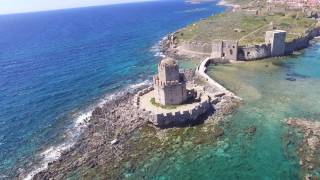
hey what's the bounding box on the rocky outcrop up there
[286,118,320,179]
[27,74,240,179]
[29,91,152,180]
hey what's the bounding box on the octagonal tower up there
[153,58,187,105]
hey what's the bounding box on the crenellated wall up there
[176,27,320,61]
[152,96,211,127]
[133,87,212,127]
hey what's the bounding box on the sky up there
[0,0,153,15]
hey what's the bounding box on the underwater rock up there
[213,127,224,138]
[286,77,296,81]
[244,126,257,136]
[286,118,320,178]
[286,72,309,79]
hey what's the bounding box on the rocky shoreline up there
[285,118,320,179]
[24,71,240,179]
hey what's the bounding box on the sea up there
[119,46,320,179]
[0,0,225,178]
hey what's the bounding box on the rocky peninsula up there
[22,0,320,179]
[25,69,240,179]
[161,0,320,61]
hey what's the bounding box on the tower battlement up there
[154,58,187,105]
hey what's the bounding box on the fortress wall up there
[152,96,211,127]
[285,36,309,54]
[177,27,320,61]
[197,57,236,96]
[211,41,223,58]
[180,41,238,60]
[133,87,154,107]
[238,44,271,60]
[181,41,212,54]
[134,86,211,127]
[222,40,238,60]
[285,28,320,54]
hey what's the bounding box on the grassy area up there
[175,7,318,46]
[150,98,178,109]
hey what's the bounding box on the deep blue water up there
[0,0,225,177]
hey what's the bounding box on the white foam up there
[23,80,152,180]
[150,42,165,58]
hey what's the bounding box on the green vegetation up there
[150,97,178,109]
[175,7,318,46]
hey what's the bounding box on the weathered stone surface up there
[286,118,320,179]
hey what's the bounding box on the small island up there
[134,57,213,127]
[27,0,320,179]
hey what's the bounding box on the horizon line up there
[0,0,158,16]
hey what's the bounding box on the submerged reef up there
[286,118,320,179]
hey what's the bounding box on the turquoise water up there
[0,1,225,177]
[122,44,320,179]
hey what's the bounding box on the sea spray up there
[23,80,151,180]
[0,1,225,177]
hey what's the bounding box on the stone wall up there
[133,86,212,127]
[238,44,271,60]
[180,40,238,60]
[152,96,211,127]
[158,63,180,82]
[180,41,212,55]
[222,40,238,60]
[176,27,320,61]
[285,27,320,54]
[265,30,286,56]
[154,82,187,105]
[196,57,240,99]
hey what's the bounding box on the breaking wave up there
[23,80,151,180]
[150,38,166,58]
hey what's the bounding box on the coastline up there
[21,0,320,178]
[26,76,240,179]
[216,0,240,9]
[161,0,320,61]
[0,2,228,179]
[19,81,152,180]
[20,1,237,179]
[158,1,320,178]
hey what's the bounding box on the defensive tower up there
[265,30,287,56]
[153,58,187,105]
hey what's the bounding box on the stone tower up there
[153,58,187,105]
[265,30,286,56]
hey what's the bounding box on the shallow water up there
[0,1,225,177]
[122,45,320,179]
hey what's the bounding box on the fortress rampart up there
[285,27,320,54]
[238,43,271,60]
[181,40,238,60]
[133,86,212,127]
[177,27,320,61]
[152,95,211,127]
[196,57,241,99]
